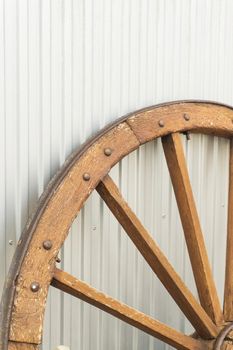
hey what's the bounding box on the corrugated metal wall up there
[0,1,233,349]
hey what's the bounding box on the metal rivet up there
[104,148,112,156]
[83,173,90,181]
[31,282,40,292]
[56,256,61,263]
[184,113,190,121]
[43,240,52,250]
[158,120,164,127]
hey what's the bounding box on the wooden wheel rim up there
[1,100,233,350]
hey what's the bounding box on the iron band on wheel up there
[214,323,233,350]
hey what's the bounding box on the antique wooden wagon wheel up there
[2,101,233,350]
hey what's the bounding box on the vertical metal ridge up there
[0,0,6,288]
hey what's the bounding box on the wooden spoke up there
[96,175,218,339]
[4,101,233,349]
[8,342,39,350]
[52,268,209,350]
[162,133,223,324]
[224,138,233,321]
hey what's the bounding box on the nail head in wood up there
[83,173,91,181]
[56,256,61,263]
[43,240,52,250]
[104,148,112,156]
[158,120,165,127]
[30,282,40,293]
[183,114,190,121]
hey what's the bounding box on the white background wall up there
[0,1,233,349]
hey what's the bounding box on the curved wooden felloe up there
[1,100,233,350]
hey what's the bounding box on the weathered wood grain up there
[4,101,233,348]
[127,103,233,144]
[162,133,223,324]
[97,175,218,339]
[8,341,39,350]
[52,268,210,350]
[9,123,139,344]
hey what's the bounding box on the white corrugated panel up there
[0,0,233,349]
